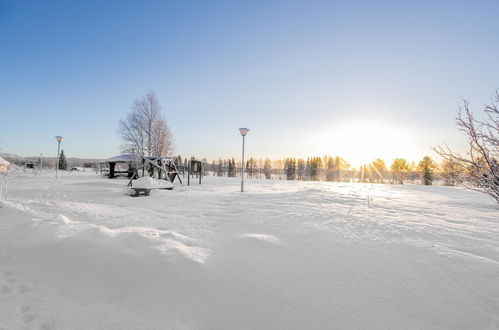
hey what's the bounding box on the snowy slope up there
[0,172,498,329]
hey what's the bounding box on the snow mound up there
[131,176,173,189]
[240,233,280,244]
[48,215,209,263]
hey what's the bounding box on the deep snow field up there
[0,171,498,330]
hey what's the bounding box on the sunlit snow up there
[0,172,498,329]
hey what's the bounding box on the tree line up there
[196,155,462,186]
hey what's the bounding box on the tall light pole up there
[239,128,250,192]
[55,136,64,178]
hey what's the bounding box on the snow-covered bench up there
[129,176,173,197]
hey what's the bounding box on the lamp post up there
[55,136,64,178]
[239,128,250,192]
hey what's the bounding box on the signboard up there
[191,160,202,173]
[188,160,203,185]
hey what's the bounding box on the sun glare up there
[316,121,411,168]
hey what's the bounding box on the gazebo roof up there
[106,154,141,163]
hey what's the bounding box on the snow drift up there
[0,172,498,330]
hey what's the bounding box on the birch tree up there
[435,91,499,204]
[119,91,174,157]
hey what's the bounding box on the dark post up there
[187,160,190,186]
[109,162,116,178]
[199,162,202,184]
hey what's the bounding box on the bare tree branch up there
[434,91,499,205]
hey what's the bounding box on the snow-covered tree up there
[435,92,499,204]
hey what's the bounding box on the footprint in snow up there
[16,284,31,294]
[1,270,14,277]
[39,321,56,330]
[21,313,37,324]
[19,304,31,314]
[18,303,55,329]
[0,270,54,329]
[0,270,15,295]
[1,285,12,294]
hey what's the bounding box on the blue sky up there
[1,0,498,166]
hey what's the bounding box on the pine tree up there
[309,156,322,181]
[417,156,436,185]
[58,150,67,170]
[285,158,296,180]
[359,164,369,183]
[332,157,340,181]
[245,158,257,178]
[297,159,305,180]
[325,156,334,182]
[440,159,461,186]
[217,159,223,177]
[390,158,410,184]
[175,155,182,167]
[202,158,207,175]
[370,158,387,183]
[305,158,311,180]
[246,160,251,178]
[223,159,228,177]
[263,158,272,179]
[227,158,235,177]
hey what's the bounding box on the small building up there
[105,154,141,178]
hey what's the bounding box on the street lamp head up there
[55,136,64,142]
[239,128,250,136]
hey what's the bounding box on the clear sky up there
[1,0,498,166]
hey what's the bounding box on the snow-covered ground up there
[0,172,498,330]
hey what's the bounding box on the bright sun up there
[315,121,411,168]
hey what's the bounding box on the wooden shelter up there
[105,154,140,179]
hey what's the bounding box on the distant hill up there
[0,153,25,163]
[26,156,102,163]
[0,153,103,165]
